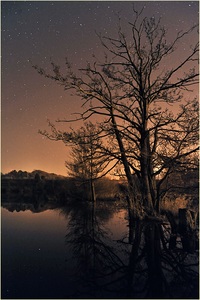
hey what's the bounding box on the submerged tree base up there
[125,217,199,298]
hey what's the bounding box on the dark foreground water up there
[1,200,199,299]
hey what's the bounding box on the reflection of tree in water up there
[62,202,198,299]
[62,201,126,298]
[126,220,198,299]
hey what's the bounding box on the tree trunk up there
[140,130,155,213]
[144,221,164,298]
[90,180,96,203]
[111,110,142,218]
[126,220,143,297]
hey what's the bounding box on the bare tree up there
[34,8,199,218]
[68,122,113,202]
[41,121,115,202]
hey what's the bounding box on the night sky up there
[2,1,199,176]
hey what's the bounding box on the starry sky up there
[2,1,199,176]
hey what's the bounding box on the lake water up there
[1,201,130,299]
[1,200,199,299]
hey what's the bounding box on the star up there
[1,1,198,176]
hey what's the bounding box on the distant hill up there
[1,169,67,180]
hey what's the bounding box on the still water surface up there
[2,201,199,299]
[2,203,129,299]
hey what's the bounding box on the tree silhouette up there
[64,122,111,201]
[34,8,199,218]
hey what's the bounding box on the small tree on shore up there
[41,121,114,201]
[66,122,113,201]
[35,8,199,218]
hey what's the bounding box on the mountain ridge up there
[1,169,67,180]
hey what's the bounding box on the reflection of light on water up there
[105,209,128,239]
[2,203,199,299]
[1,206,76,299]
[1,207,67,236]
